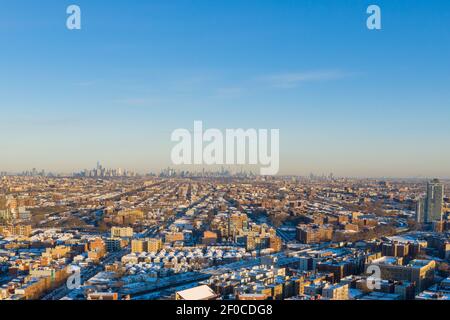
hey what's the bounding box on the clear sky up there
[1,0,449,177]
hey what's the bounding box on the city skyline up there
[1,1,450,177]
[2,161,450,180]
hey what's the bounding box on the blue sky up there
[0,0,449,177]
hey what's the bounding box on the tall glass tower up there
[425,179,444,222]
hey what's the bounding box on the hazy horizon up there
[2,162,450,180]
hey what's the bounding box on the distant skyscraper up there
[416,179,444,223]
[426,179,444,222]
